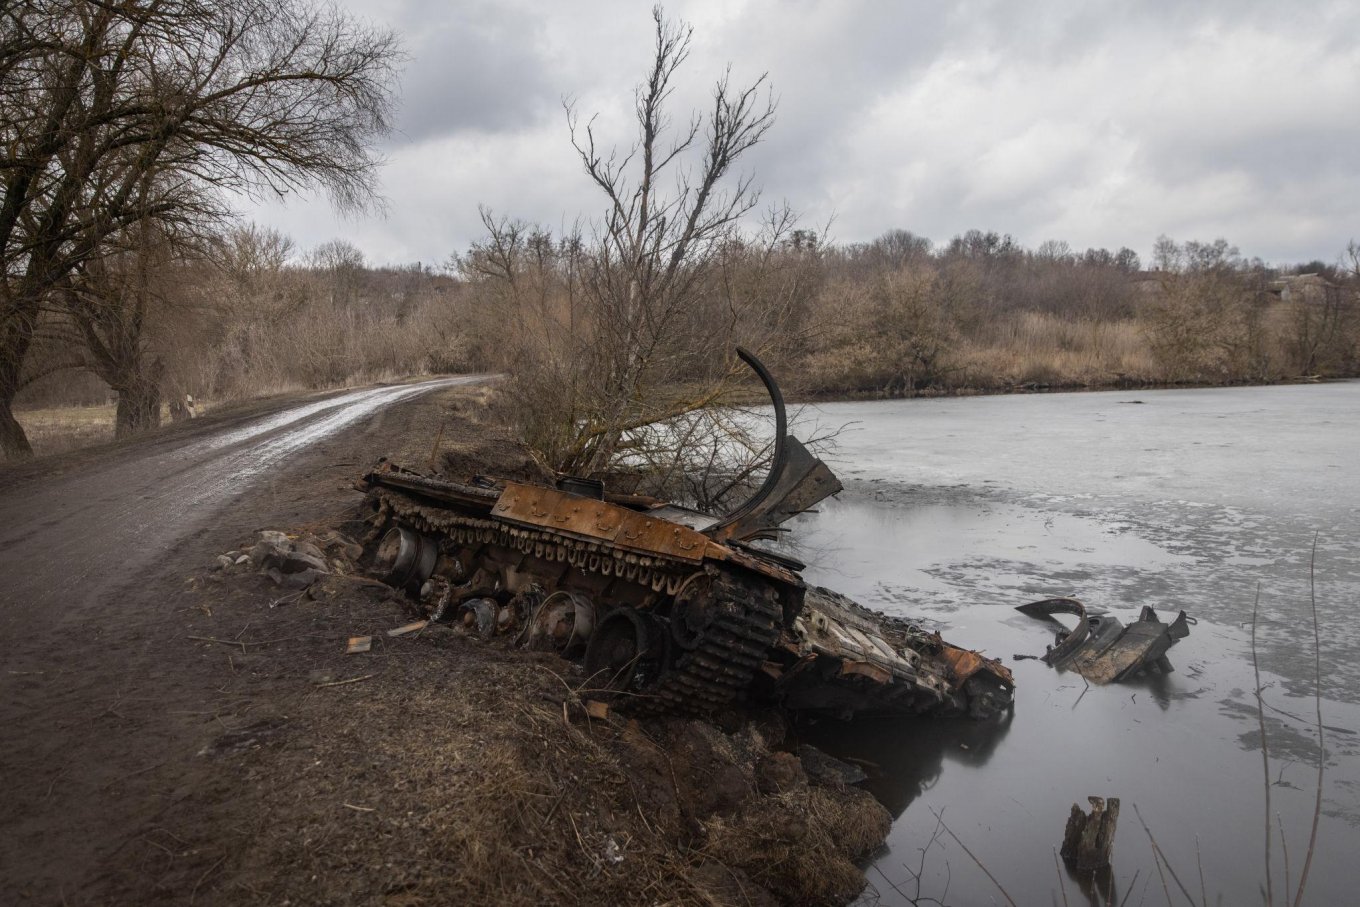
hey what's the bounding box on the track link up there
[636,574,782,716]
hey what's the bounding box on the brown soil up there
[1,382,890,906]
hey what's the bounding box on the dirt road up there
[0,377,482,902]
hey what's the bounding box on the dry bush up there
[1280,289,1360,376]
[169,227,477,403]
[1142,272,1271,381]
[799,262,973,395]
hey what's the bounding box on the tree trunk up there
[113,362,163,439]
[0,395,33,460]
[1060,795,1120,871]
[0,327,35,460]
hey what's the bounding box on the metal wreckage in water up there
[1015,597,1193,684]
[356,349,1020,721]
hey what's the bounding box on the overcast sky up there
[243,0,1360,268]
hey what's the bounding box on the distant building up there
[1267,273,1340,305]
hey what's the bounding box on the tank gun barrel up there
[703,347,843,544]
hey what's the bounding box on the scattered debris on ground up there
[1016,597,1194,683]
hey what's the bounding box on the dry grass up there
[14,399,231,458]
[703,784,891,903]
[15,403,118,456]
[960,313,1159,387]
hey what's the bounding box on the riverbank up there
[178,557,893,906]
[15,366,1353,464]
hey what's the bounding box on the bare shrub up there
[798,261,974,395]
[460,8,810,500]
[1142,272,1269,382]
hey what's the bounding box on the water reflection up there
[1128,669,1174,710]
[1059,854,1119,907]
[799,712,1014,819]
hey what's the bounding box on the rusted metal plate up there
[936,643,1014,686]
[839,660,893,684]
[492,483,721,563]
[723,545,803,586]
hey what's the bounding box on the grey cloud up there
[387,2,557,143]
[241,0,1360,267]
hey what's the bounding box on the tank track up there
[373,489,786,715]
[634,574,782,716]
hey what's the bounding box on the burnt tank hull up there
[361,465,1014,720]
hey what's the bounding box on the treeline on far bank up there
[17,225,1360,429]
[792,231,1360,398]
[454,223,1360,405]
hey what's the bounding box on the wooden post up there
[1060,796,1120,871]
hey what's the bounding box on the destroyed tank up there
[359,350,1014,721]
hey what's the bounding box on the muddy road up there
[0,377,482,901]
[0,379,478,617]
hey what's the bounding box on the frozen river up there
[781,381,1360,906]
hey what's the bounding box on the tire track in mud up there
[0,377,479,622]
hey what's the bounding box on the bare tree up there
[0,0,400,458]
[1143,269,1268,381]
[475,5,790,485]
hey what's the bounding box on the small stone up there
[234,554,251,566]
[214,555,233,570]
